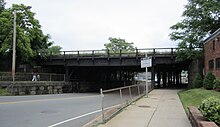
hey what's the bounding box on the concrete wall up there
[6,81,69,95]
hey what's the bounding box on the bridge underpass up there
[39,48,190,92]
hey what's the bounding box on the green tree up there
[48,45,62,55]
[0,0,5,13]
[170,0,220,61]
[104,37,136,53]
[0,4,52,62]
[38,45,62,59]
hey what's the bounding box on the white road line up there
[48,104,121,127]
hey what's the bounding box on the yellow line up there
[0,95,99,105]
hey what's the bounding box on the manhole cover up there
[138,105,151,108]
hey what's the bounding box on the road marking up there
[48,104,121,127]
[0,95,99,105]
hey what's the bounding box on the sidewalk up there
[98,89,192,127]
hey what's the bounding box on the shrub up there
[214,79,220,89]
[192,73,203,88]
[203,72,215,90]
[199,97,220,125]
[0,88,11,96]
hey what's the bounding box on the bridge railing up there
[38,48,178,60]
[138,48,177,56]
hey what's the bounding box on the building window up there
[213,40,215,50]
[216,58,220,69]
[209,60,214,70]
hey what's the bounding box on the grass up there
[178,88,220,112]
[0,88,11,96]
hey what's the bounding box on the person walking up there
[32,73,37,81]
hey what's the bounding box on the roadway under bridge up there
[39,48,190,92]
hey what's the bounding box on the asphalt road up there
[0,93,104,127]
[0,85,145,127]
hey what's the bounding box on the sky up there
[5,0,188,51]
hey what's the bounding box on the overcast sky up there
[6,0,187,50]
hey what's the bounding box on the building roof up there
[204,28,220,44]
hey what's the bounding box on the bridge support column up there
[65,66,69,82]
[168,71,172,87]
[172,71,176,86]
[162,71,167,88]
[157,72,161,88]
[151,67,155,89]
[176,70,180,86]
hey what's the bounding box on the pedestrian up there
[32,74,37,81]
[37,74,40,81]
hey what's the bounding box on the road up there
[0,93,104,127]
[0,84,145,127]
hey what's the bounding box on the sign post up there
[141,55,152,96]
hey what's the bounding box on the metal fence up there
[100,81,153,123]
[38,48,178,60]
[0,72,65,81]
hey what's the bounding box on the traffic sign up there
[141,57,152,68]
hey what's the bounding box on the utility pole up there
[12,11,16,82]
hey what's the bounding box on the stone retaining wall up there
[188,106,218,127]
[6,81,69,95]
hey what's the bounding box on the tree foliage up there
[37,45,62,59]
[0,4,53,62]
[203,72,216,90]
[192,73,203,88]
[170,0,220,61]
[0,0,5,13]
[48,45,62,55]
[104,37,136,53]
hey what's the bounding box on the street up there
[0,93,103,127]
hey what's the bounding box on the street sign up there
[141,57,152,68]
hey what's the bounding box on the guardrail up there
[0,72,65,81]
[39,48,178,60]
[99,81,153,123]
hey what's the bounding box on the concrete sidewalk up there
[98,89,192,127]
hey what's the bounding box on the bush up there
[214,79,220,89]
[192,73,203,88]
[203,72,215,90]
[199,97,220,125]
[0,88,11,96]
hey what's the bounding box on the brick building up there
[204,28,220,78]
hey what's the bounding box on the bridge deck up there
[40,48,177,67]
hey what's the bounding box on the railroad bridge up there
[39,48,190,92]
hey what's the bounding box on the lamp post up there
[12,11,16,82]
